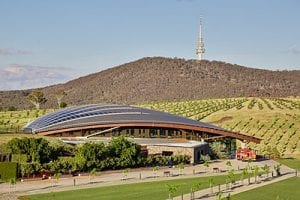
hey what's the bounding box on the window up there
[149,129,157,137]
[162,151,173,156]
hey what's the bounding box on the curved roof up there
[23,104,261,143]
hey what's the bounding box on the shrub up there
[11,154,28,163]
[8,106,17,111]
[144,154,190,166]
[8,137,54,164]
[0,162,18,182]
[60,102,67,108]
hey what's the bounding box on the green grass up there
[25,175,239,200]
[231,177,300,200]
[277,158,300,171]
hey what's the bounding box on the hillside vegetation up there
[0,109,54,133]
[140,97,300,158]
[0,57,299,110]
[1,97,299,158]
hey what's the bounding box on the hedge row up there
[0,162,18,182]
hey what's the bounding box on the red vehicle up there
[236,147,256,161]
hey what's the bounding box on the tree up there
[74,142,106,171]
[210,142,226,159]
[54,89,67,109]
[122,168,129,180]
[252,165,260,183]
[166,184,179,200]
[241,168,249,185]
[153,166,160,177]
[9,178,16,194]
[107,137,142,168]
[8,137,53,164]
[191,182,201,199]
[54,172,61,186]
[216,192,222,200]
[208,177,214,194]
[20,163,33,178]
[226,160,232,170]
[177,163,184,176]
[60,101,67,108]
[73,150,86,172]
[203,161,209,173]
[89,168,97,184]
[262,164,270,178]
[226,193,231,200]
[27,90,47,110]
[201,154,210,173]
[227,169,235,189]
[247,159,253,169]
[265,146,281,159]
[274,164,281,176]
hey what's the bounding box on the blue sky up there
[0,0,299,90]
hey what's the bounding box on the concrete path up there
[0,159,296,200]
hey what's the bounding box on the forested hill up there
[0,57,299,109]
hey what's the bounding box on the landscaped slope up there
[0,57,299,109]
[1,97,299,158]
[140,97,300,158]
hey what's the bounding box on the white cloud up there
[0,64,76,90]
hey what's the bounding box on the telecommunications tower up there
[196,19,205,61]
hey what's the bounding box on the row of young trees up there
[7,137,191,178]
[166,160,279,200]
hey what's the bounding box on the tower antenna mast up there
[196,18,205,61]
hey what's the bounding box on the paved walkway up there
[0,159,296,200]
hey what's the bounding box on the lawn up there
[24,175,238,200]
[231,177,300,200]
[277,158,300,171]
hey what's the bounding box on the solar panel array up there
[23,104,225,133]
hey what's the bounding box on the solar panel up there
[24,104,225,133]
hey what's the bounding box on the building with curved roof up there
[23,104,260,143]
[23,104,261,163]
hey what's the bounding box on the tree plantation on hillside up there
[0,109,54,133]
[140,97,300,158]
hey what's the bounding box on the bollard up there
[218,184,221,193]
[193,169,195,175]
[140,172,142,180]
[181,192,184,200]
[73,178,76,186]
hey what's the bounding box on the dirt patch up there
[209,116,233,124]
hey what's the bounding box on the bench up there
[213,167,220,173]
[164,171,171,177]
